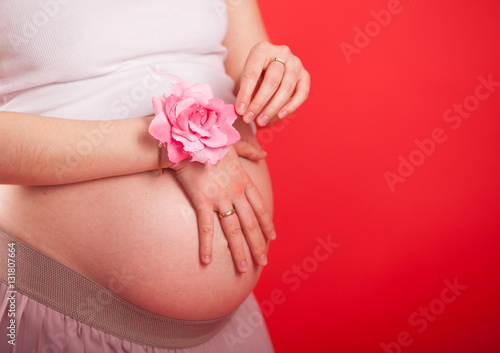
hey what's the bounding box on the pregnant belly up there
[0,157,273,320]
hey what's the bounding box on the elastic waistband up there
[0,228,232,348]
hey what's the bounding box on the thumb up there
[233,141,267,161]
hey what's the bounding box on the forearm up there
[0,112,171,185]
[223,0,269,93]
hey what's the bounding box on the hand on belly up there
[0,157,273,320]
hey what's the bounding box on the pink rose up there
[149,81,240,166]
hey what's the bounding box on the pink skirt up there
[0,228,274,353]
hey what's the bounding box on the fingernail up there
[278,110,288,119]
[240,260,248,272]
[269,230,277,240]
[243,112,254,123]
[258,115,270,126]
[259,254,268,266]
[202,256,211,264]
[237,103,246,115]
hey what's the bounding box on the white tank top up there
[0,0,235,120]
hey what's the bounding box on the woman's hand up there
[235,41,310,127]
[233,139,267,161]
[173,146,275,272]
[232,116,267,161]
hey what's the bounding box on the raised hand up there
[235,41,310,127]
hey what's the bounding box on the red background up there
[253,1,500,352]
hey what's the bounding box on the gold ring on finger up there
[219,209,236,218]
[270,57,286,69]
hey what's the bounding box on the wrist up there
[169,158,189,172]
[159,141,172,171]
[140,115,173,172]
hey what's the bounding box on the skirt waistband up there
[0,227,232,349]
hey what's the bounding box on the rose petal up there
[221,104,238,125]
[198,110,214,131]
[184,92,210,106]
[190,149,209,165]
[191,146,230,166]
[167,141,189,164]
[201,127,228,148]
[199,109,209,125]
[197,146,231,166]
[224,124,241,145]
[175,105,196,131]
[188,121,210,137]
[169,81,194,97]
[175,97,198,117]
[165,95,181,128]
[172,126,200,142]
[173,133,205,152]
[205,98,224,115]
[214,145,231,162]
[206,99,238,127]
[152,96,167,116]
[148,112,172,144]
[189,108,207,127]
[185,83,213,103]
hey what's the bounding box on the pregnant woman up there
[0,1,309,352]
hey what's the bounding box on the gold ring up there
[271,57,286,68]
[219,209,236,218]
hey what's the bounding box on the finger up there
[254,62,302,123]
[234,200,268,267]
[236,54,267,119]
[233,140,267,161]
[219,206,248,272]
[246,63,286,126]
[277,71,311,119]
[245,183,276,241]
[197,205,215,265]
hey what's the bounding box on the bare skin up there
[0,0,309,320]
